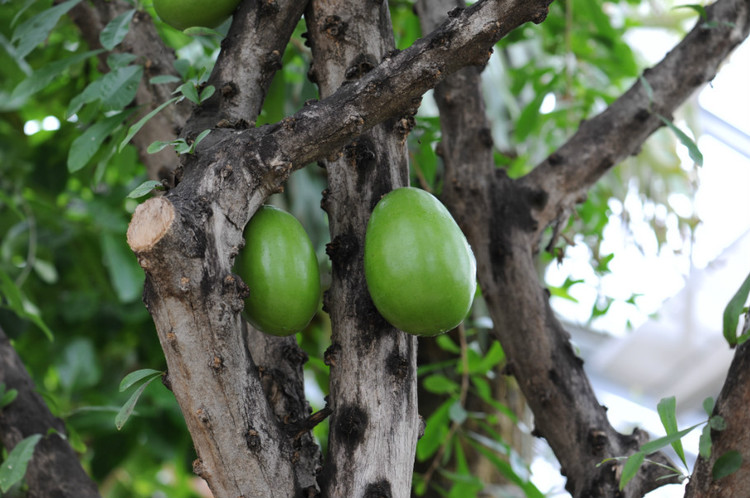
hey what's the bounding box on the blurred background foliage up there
[0,0,700,496]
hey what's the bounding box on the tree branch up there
[521,0,750,246]
[0,327,100,497]
[305,1,418,496]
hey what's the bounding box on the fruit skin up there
[364,187,476,336]
[153,0,241,31]
[238,206,320,336]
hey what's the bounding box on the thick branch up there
[306,1,418,497]
[522,0,750,243]
[0,327,100,497]
[183,0,309,135]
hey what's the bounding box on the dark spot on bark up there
[381,48,401,62]
[246,428,262,451]
[526,187,548,211]
[264,50,282,71]
[210,355,224,371]
[531,426,544,438]
[364,480,392,498]
[283,343,308,366]
[428,30,454,50]
[321,15,347,40]
[634,108,650,122]
[394,116,415,139]
[488,171,541,280]
[588,429,608,456]
[345,54,378,81]
[220,82,237,98]
[307,64,317,84]
[344,138,380,191]
[548,152,564,166]
[324,343,342,367]
[259,0,279,16]
[161,371,172,391]
[334,404,368,449]
[386,349,409,379]
[478,127,494,148]
[447,7,463,18]
[304,98,318,107]
[418,415,426,438]
[321,289,331,314]
[301,31,312,48]
[326,231,359,273]
[192,458,209,479]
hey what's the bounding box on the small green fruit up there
[153,0,241,31]
[364,187,476,336]
[239,206,320,336]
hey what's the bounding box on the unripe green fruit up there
[364,187,476,336]
[153,0,241,31]
[239,206,320,336]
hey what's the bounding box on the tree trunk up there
[0,327,100,498]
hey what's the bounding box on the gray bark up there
[306,1,418,497]
[0,327,101,498]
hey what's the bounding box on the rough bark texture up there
[0,327,100,498]
[685,339,750,497]
[306,1,418,497]
[418,0,750,497]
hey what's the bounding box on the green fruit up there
[153,0,241,31]
[239,206,320,336]
[364,187,476,336]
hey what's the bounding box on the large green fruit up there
[153,0,241,31]
[239,206,320,336]
[364,187,476,336]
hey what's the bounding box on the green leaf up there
[712,450,742,481]
[703,397,715,416]
[11,0,82,60]
[0,388,18,409]
[473,341,505,375]
[10,49,103,102]
[98,65,143,111]
[657,114,703,167]
[127,180,164,199]
[699,424,712,459]
[119,368,162,392]
[119,96,181,152]
[423,374,459,395]
[0,268,53,341]
[0,434,42,492]
[189,129,211,153]
[178,82,200,104]
[199,85,215,103]
[68,112,130,173]
[150,75,181,85]
[107,52,137,70]
[115,375,159,430]
[416,398,452,461]
[709,415,727,431]
[435,334,460,353]
[515,92,545,142]
[722,271,750,346]
[672,4,707,19]
[448,400,467,424]
[148,139,182,154]
[619,451,645,491]
[657,397,686,468]
[182,26,224,37]
[99,9,135,50]
[640,422,702,454]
